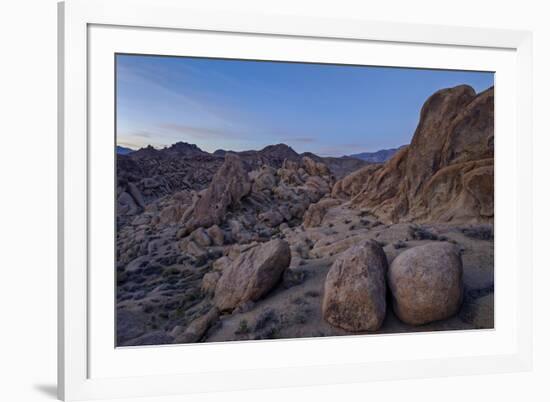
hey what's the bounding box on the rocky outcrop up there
[183,153,251,233]
[201,272,221,296]
[322,241,388,331]
[303,198,341,228]
[173,307,220,344]
[388,242,463,325]
[213,239,291,312]
[331,164,382,199]
[335,85,494,224]
[206,225,225,246]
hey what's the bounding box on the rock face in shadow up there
[322,240,388,331]
[214,239,291,312]
[333,85,494,224]
[388,242,464,325]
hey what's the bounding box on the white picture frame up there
[58,0,533,400]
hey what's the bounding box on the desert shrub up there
[393,240,407,249]
[410,225,439,240]
[467,284,494,299]
[292,311,309,324]
[305,290,320,298]
[162,266,180,277]
[235,319,250,335]
[257,326,280,340]
[254,308,278,332]
[292,296,307,305]
[462,226,494,241]
[117,271,128,284]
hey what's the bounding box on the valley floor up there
[116,202,493,346]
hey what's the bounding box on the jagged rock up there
[331,164,382,199]
[302,156,330,177]
[277,162,304,186]
[303,176,331,202]
[322,240,388,331]
[213,239,291,311]
[258,210,285,227]
[303,198,341,228]
[388,242,464,325]
[158,204,185,226]
[346,86,494,224]
[186,240,206,259]
[127,182,146,208]
[212,256,232,272]
[173,307,219,344]
[252,165,277,192]
[184,153,251,232]
[192,227,212,247]
[131,213,152,226]
[206,225,225,246]
[278,204,292,221]
[118,192,139,215]
[282,159,299,171]
[201,271,221,295]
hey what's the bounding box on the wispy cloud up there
[160,123,242,140]
[118,129,153,139]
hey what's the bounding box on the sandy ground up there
[202,203,494,343]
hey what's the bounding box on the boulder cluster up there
[322,241,464,331]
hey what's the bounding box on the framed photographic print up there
[58,0,533,400]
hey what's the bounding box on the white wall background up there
[0,0,547,401]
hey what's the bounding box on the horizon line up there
[115,141,408,158]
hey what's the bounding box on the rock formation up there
[322,240,388,331]
[333,85,494,224]
[213,239,291,312]
[183,153,251,234]
[388,242,464,325]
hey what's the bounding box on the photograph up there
[115,54,495,346]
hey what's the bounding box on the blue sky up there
[116,54,493,157]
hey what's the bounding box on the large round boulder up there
[388,242,463,325]
[214,239,291,312]
[322,240,388,331]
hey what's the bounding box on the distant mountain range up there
[119,142,407,163]
[349,146,407,163]
[116,146,135,155]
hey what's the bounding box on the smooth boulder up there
[214,239,291,311]
[388,242,463,325]
[322,240,388,331]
